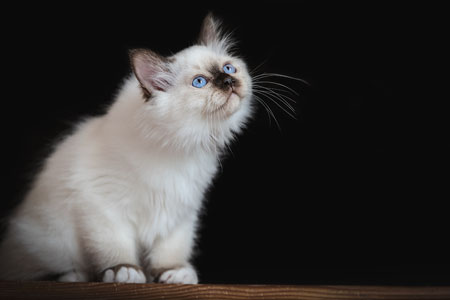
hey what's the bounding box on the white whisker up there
[256,85,297,97]
[249,59,269,76]
[253,90,297,120]
[253,73,307,83]
[251,95,272,126]
[253,95,281,130]
[252,80,299,96]
[251,66,308,129]
[253,72,310,86]
[211,109,223,171]
[252,88,296,114]
[225,141,234,158]
[254,90,296,116]
[253,85,297,104]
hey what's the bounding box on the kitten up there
[0,13,253,283]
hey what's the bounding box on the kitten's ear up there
[198,13,234,54]
[129,49,173,96]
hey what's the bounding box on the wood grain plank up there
[0,281,449,300]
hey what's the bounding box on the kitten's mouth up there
[225,91,241,105]
[216,91,241,114]
[228,91,240,100]
[209,89,243,117]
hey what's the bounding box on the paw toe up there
[158,267,198,284]
[102,269,115,283]
[115,267,129,282]
[102,264,146,283]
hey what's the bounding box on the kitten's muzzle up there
[223,77,236,88]
[213,73,239,92]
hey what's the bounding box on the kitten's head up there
[128,13,253,152]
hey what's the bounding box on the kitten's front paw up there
[158,267,198,284]
[58,270,88,282]
[102,264,146,283]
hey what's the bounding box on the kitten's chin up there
[217,92,241,118]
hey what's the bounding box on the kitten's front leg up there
[147,219,198,284]
[79,211,146,283]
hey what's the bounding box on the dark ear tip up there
[128,48,146,60]
[128,49,143,71]
[128,49,152,76]
[128,48,165,62]
[203,11,220,26]
[128,49,137,56]
[129,49,140,66]
[205,11,215,20]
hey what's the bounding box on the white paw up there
[102,265,146,283]
[158,267,198,284]
[58,270,88,282]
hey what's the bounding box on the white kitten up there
[0,14,253,283]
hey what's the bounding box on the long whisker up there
[252,87,296,114]
[255,85,297,97]
[225,140,235,158]
[212,110,224,171]
[252,94,273,126]
[253,95,272,126]
[253,94,281,130]
[207,111,214,153]
[252,80,300,96]
[253,72,310,86]
[253,85,297,104]
[251,66,308,129]
[249,59,269,76]
[253,90,297,120]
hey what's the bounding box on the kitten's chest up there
[130,153,217,234]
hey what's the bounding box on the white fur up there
[159,266,198,284]
[0,17,253,283]
[102,267,146,284]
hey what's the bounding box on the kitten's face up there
[168,45,251,120]
[130,14,252,128]
[128,14,253,151]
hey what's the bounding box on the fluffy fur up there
[0,14,253,283]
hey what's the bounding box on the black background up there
[2,2,449,285]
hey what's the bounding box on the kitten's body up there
[0,15,253,283]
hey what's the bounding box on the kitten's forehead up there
[175,45,232,71]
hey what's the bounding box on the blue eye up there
[192,76,207,88]
[223,64,236,74]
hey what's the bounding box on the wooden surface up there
[1,281,450,300]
